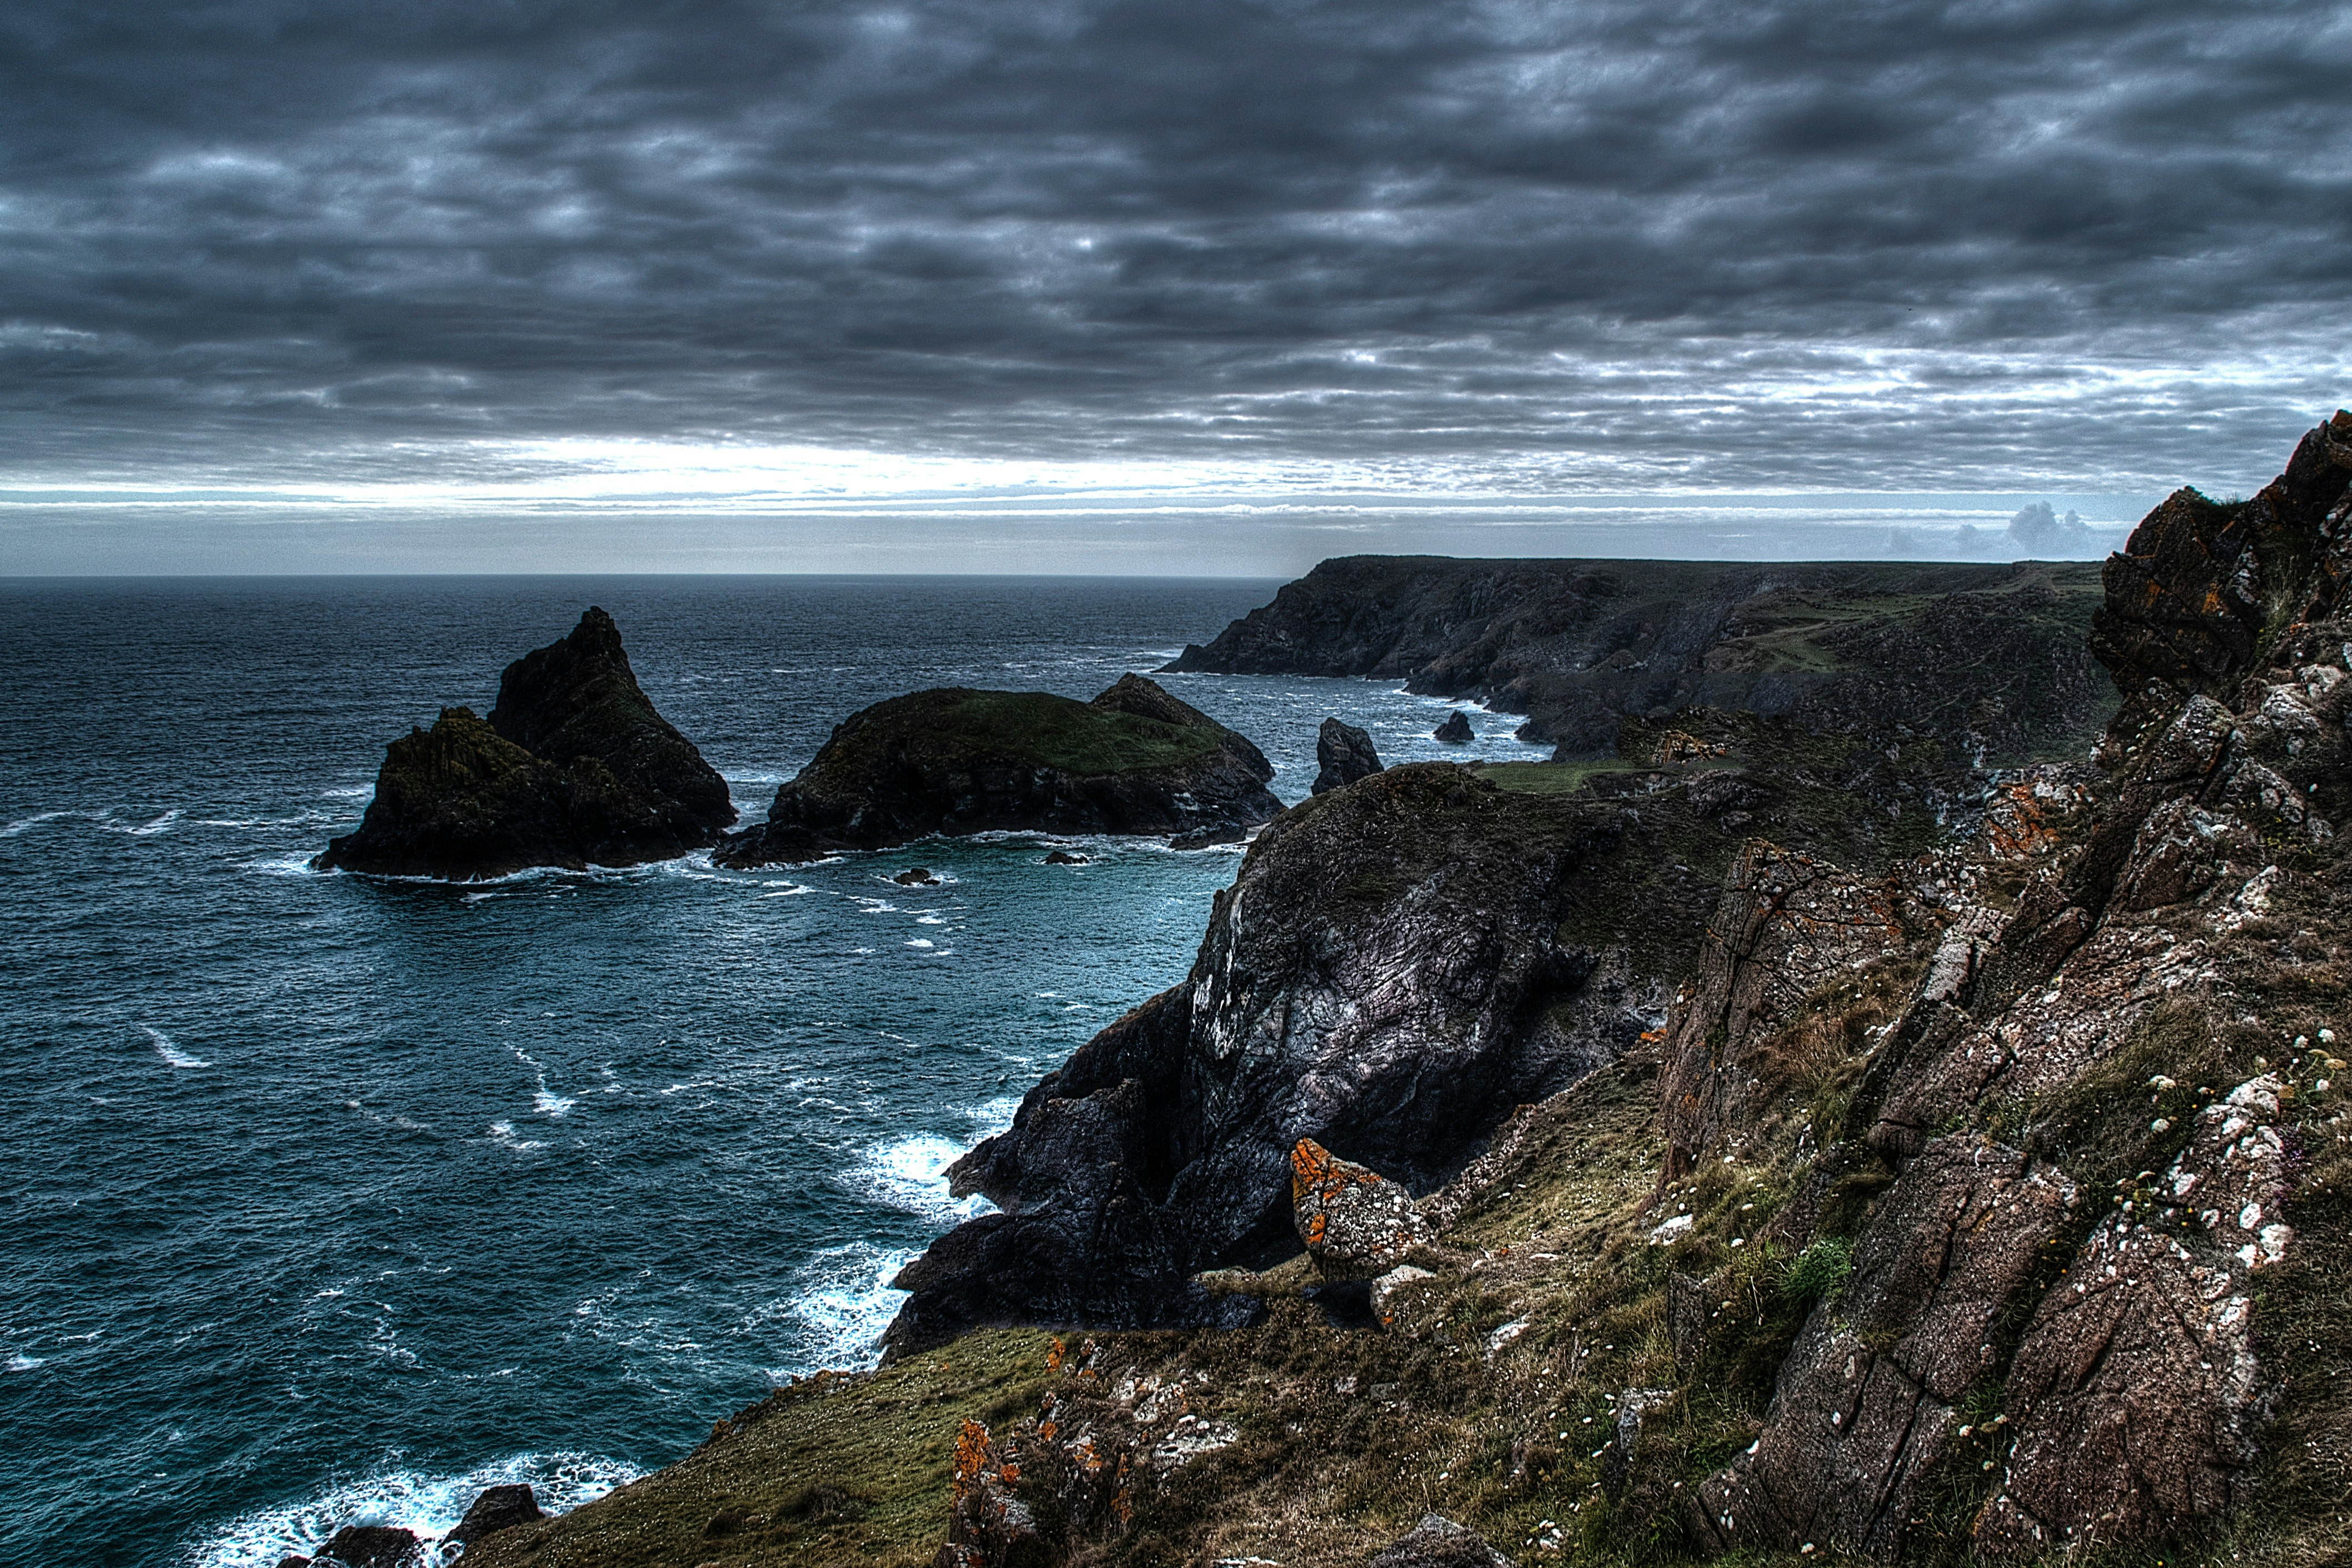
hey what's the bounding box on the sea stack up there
[715,674,1278,867]
[1433,710,1474,744]
[316,608,735,879]
[1310,717,1383,794]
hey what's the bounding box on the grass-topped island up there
[713,674,1281,866]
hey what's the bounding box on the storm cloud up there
[1,0,2347,564]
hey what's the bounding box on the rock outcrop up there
[1312,718,1384,795]
[1677,411,2352,1560]
[1291,1138,1430,1279]
[316,608,734,879]
[1165,557,2111,761]
[714,675,1277,867]
[1366,1514,1514,1567]
[448,1485,544,1550]
[1433,710,1474,744]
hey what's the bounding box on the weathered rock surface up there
[1312,717,1384,794]
[1166,557,2111,761]
[1433,710,1475,744]
[448,1484,544,1550]
[316,608,734,879]
[311,1525,421,1567]
[886,764,1702,1354]
[1677,411,2352,1560]
[715,675,1277,867]
[1291,1138,1430,1279]
[1365,1514,1514,1567]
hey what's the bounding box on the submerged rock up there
[1433,710,1474,744]
[716,675,1277,867]
[1312,717,1384,794]
[316,608,734,879]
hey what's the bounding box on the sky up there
[2,0,2347,574]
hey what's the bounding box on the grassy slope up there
[812,690,1227,781]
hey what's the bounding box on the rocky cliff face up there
[714,675,1277,867]
[1166,557,2111,763]
[316,608,734,879]
[456,417,2352,1568]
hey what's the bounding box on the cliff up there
[714,674,1278,867]
[1166,557,2110,763]
[316,608,734,879]
[460,415,2352,1568]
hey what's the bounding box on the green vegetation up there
[1473,759,1659,795]
[813,688,1228,781]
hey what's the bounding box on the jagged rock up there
[447,1485,544,1549]
[316,608,734,879]
[937,1420,1036,1568]
[1693,1138,2078,1556]
[1978,1074,2298,1554]
[894,867,942,886]
[715,675,1277,867]
[1598,1388,1677,1500]
[1433,710,1475,744]
[1290,1138,1429,1279]
[1365,1513,1513,1567]
[1165,556,2111,762]
[311,1525,421,1568]
[1658,842,1919,1181]
[1312,717,1384,794]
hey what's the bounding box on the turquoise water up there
[0,576,1546,1565]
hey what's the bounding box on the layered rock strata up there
[715,675,1277,866]
[316,608,734,879]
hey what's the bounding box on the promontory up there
[714,674,1277,867]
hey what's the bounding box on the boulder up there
[1311,718,1384,794]
[447,1484,544,1549]
[1433,710,1474,744]
[716,675,1278,867]
[1365,1514,1513,1567]
[894,867,942,886]
[1169,823,1248,850]
[311,1525,421,1568]
[1043,850,1089,865]
[316,608,734,879]
[1291,1138,1430,1280]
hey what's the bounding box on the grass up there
[813,689,1229,781]
[1473,759,1663,795]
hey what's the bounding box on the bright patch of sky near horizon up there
[1,0,2346,571]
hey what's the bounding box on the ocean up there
[0,576,1547,1566]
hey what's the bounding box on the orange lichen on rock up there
[1290,1137,1430,1279]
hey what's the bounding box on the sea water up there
[0,576,1547,1565]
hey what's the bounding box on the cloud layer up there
[1,0,2347,560]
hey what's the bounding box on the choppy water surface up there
[0,576,1546,1565]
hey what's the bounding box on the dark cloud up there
[0,0,2345,507]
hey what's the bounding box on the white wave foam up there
[488,1121,545,1152]
[125,808,182,836]
[142,1026,209,1069]
[904,938,935,949]
[843,1133,998,1224]
[6,1352,42,1371]
[532,1088,575,1118]
[244,850,332,878]
[0,809,68,837]
[185,1450,638,1568]
[322,784,375,799]
[768,1242,918,1376]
